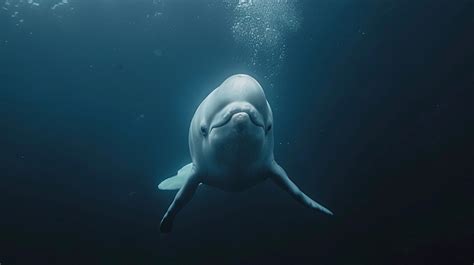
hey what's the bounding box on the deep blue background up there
[0,1,473,264]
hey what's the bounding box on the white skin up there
[160,74,332,233]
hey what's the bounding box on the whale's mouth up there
[210,108,265,133]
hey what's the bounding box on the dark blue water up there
[1,1,473,264]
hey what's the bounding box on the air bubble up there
[228,0,301,79]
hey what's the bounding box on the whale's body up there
[158,74,332,233]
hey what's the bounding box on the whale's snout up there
[209,102,265,133]
[231,112,252,132]
[232,112,250,122]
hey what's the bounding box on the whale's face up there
[209,101,266,137]
[208,101,266,158]
[196,75,273,172]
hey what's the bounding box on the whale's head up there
[193,74,274,172]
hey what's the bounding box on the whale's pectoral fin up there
[160,169,201,233]
[268,161,333,215]
[158,163,194,190]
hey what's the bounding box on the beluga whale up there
[158,74,332,233]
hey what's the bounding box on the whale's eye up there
[200,125,208,137]
[267,124,272,132]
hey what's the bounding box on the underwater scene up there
[0,0,473,264]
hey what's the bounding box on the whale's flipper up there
[158,163,194,190]
[268,161,333,215]
[160,169,201,233]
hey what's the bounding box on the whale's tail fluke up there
[158,163,194,190]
